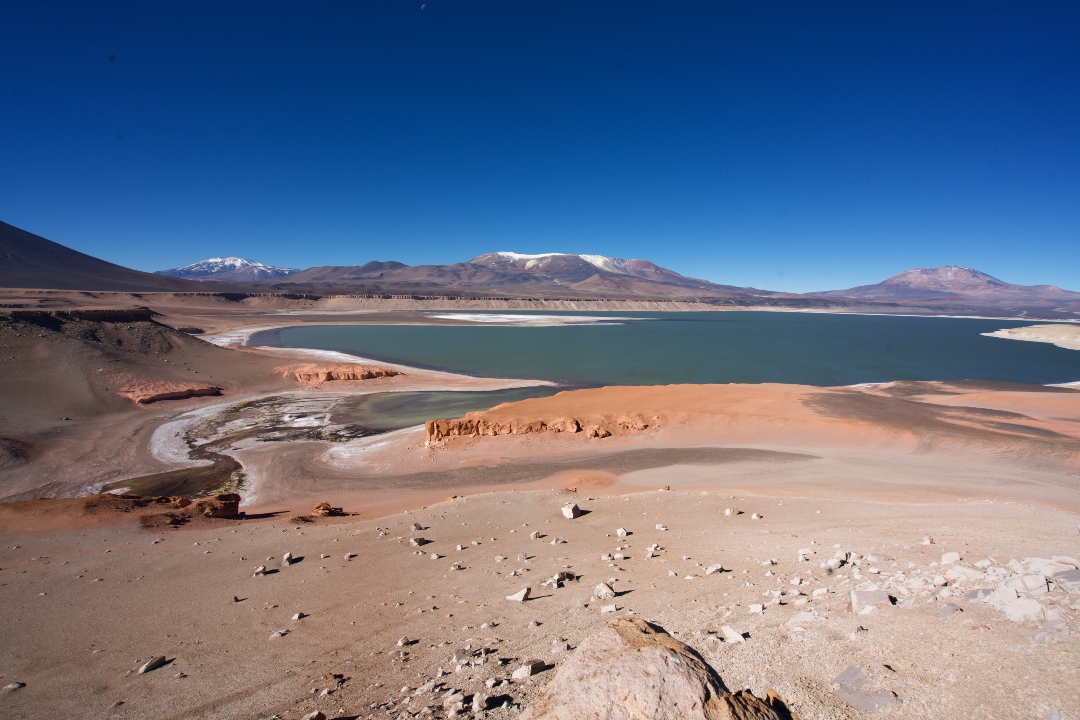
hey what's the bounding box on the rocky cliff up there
[424,412,652,444]
[276,363,402,383]
[117,380,221,404]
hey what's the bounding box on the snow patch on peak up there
[489,252,566,262]
[484,251,636,275]
[579,254,631,274]
[179,257,279,272]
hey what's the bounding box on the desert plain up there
[1,291,1079,720]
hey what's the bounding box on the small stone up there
[705,564,724,575]
[292,612,306,620]
[506,587,531,602]
[721,626,744,643]
[5,682,26,691]
[529,531,540,540]
[300,712,327,720]
[344,553,356,560]
[253,565,267,577]
[751,513,761,520]
[398,636,410,646]
[411,523,424,531]
[600,604,618,613]
[561,504,581,519]
[748,604,763,614]
[410,537,429,547]
[616,528,628,538]
[138,656,168,674]
[283,552,294,566]
[941,551,960,565]
[593,583,616,600]
[512,660,546,680]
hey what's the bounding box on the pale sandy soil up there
[1,491,1078,720]
[983,324,1080,351]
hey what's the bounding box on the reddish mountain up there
[818,266,1080,310]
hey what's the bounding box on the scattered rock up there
[600,604,618,613]
[941,551,961,565]
[512,660,546,680]
[616,528,628,538]
[138,656,168,674]
[519,618,796,720]
[705,564,724,575]
[300,711,327,720]
[721,625,745,644]
[312,502,344,517]
[253,565,267,577]
[507,587,531,602]
[935,603,962,619]
[850,589,892,613]
[832,664,898,712]
[561,504,581,519]
[5,682,26,691]
[593,583,616,600]
[410,537,430,547]
[193,494,240,519]
[283,552,294,566]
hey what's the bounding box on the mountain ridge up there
[156,257,299,282]
[3,221,1079,317]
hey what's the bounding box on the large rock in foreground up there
[520,618,797,720]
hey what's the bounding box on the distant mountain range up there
[2,221,1078,318]
[156,257,299,282]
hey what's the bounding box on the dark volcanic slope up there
[0,221,201,292]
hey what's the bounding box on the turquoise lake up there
[252,312,1080,388]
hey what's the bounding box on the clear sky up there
[1,2,1077,292]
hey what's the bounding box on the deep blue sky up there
[1,2,1077,292]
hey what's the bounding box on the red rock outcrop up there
[193,493,241,518]
[425,413,652,444]
[276,363,402,384]
[117,381,221,404]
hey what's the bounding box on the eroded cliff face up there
[424,412,653,444]
[117,381,221,404]
[275,363,402,384]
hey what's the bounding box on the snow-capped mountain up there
[155,257,299,282]
[469,252,715,287]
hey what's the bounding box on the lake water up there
[253,312,1079,388]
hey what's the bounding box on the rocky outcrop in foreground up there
[425,414,650,444]
[276,363,402,384]
[117,381,221,404]
[519,617,797,720]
